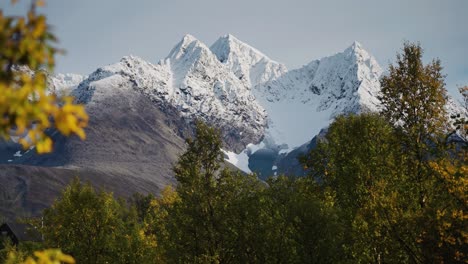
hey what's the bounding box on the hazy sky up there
[4,0,468,98]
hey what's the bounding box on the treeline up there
[1,43,467,263]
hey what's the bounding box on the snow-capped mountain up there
[252,41,384,153]
[164,34,267,149]
[211,34,288,88]
[65,34,467,174]
[71,36,386,158]
[50,73,86,95]
[73,34,267,152]
[7,34,466,175]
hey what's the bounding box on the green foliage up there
[40,178,157,264]
[303,113,414,262]
[380,42,448,140]
[377,42,467,263]
[174,120,224,191]
[158,121,345,263]
[166,121,259,262]
[140,186,178,263]
[262,176,344,263]
[1,240,23,264]
[27,112,466,263]
[296,42,466,263]
[379,42,449,209]
[303,114,402,212]
[300,104,466,263]
[131,192,156,222]
[41,178,121,263]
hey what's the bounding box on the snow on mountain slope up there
[210,34,287,88]
[50,73,86,95]
[59,34,466,173]
[253,41,384,152]
[446,96,467,118]
[72,35,267,152]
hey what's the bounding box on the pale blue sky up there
[4,0,468,98]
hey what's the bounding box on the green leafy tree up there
[261,176,345,264]
[212,171,267,263]
[130,192,156,222]
[302,113,419,262]
[40,178,157,264]
[378,42,468,262]
[141,186,179,263]
[379,42,448,209]
[41,178,122,263]
[162,121,346,263]
[164,121,265,263]
[163,121,274,263]
[166,121,225,262]
[380,42,448,140]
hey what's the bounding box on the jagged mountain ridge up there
[70,35,391,157]
[28,35,468,168]
[256,41,382,113]
[4,34,467,176]
[210,34,288,88]
[250,41,384,153]
[14,34,468,171]
[73,34,267,152]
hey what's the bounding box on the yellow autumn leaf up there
[0,0,88,154]
[36,137,52,154]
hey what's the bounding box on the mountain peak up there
[222,33,239,41]
[343,41,373,60]
[210,34,287,87]
[167,34,208,61]
[218,34,252,48]
[211,33,272,63]
[350,40,363,50]
[119,55,145,64]
[182,33,197,42]
[176,34,200,48]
